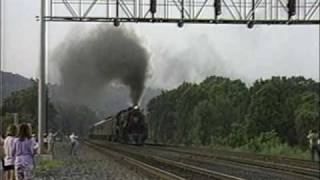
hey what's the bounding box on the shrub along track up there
[84,140,245,180]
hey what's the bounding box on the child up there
[13,123,38,180]
[3,124,17,180]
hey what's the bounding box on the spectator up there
[69,132,79,156]
[307,129,319,161]
[31,134,38,150]
[47,130,57,155]
[3,124,17,180]
[1,135,5,179]
[43,133,48,152]
[13,123,38,180]
[317,138,320,161]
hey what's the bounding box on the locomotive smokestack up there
[53,25,150,106]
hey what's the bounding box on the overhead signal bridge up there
[47,0,319,27]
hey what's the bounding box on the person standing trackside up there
[47,130,57,155]
[69,132,79,156]
[12,123,38,180]
[1,136,4,179]
[43,133,48,152]
[31,134,38,150]
[0,135,4,179]
[317,138,320,161]
[307,129,319,161]
[3,124,17,180]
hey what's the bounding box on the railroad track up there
[145,144,320,180]
[84,140,246,180]
[83,140,185,180]
[146,143,317,169]
[188,146,317,169]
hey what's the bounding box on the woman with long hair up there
[12,123,37,180]
[3,124,17,180]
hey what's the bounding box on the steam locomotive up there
[89,106,148,145]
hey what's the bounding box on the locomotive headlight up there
[134,105,139,110]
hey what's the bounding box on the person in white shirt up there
[43,133,48,152]
[47,131,58,154]
[31,134,38,150]
[307,130,319,161]
[3,124,17,180]
[69,132,79,156]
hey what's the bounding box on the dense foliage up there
[1,81,98,136]
[1,81,56,133]
[51,102,98,135]
[147,76,319,152]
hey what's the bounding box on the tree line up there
[1,81,98,136]
[1,75,319,155]
[147,76,319,153]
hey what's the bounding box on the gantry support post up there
[38,0,47,154]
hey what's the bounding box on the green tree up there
[52,103,98,135]
[1,81,57,132]
[147,75,319,150]
[246,76,319,145]
[294,92,319,146]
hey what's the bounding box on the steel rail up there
[83,140,186,180]
[85,140,246,180]
[147,145,320,179]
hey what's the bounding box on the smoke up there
[52,26,150,106]
[148,34,239,89]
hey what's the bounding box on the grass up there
[37,159,64,172]
[257,144,310,159]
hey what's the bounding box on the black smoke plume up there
[52,26,150,106]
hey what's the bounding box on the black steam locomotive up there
[89,106,148,145]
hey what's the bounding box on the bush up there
[208,130,310,159]
[242,131,281,152]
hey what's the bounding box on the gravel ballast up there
[34,142,147,180]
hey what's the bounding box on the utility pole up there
[38,0,47,154]
[0,0,3,137]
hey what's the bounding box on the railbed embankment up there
[34,142,146,180]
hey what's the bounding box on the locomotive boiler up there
[89,106,148,145]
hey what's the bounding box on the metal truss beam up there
[47,0,319,25]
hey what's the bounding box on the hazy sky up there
[2,0,319,89]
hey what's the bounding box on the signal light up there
[287,0,296,18]
[214,0,222,16]
[177,20,184,28]
[113,19,120,27]
[247,21,254,29]
[150,0,157,14]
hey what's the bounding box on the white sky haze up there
[2,0,319,89]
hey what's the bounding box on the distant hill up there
[0,71,161,117]
[0,71,33,102]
